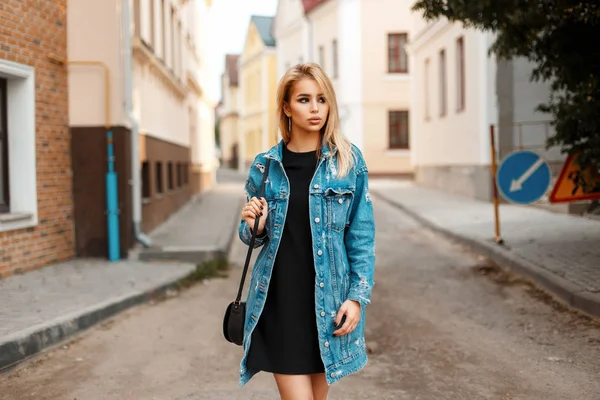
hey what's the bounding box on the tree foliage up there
[412,0,600,172]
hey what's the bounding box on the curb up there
[371,190,600,319]
[0,269,193,372]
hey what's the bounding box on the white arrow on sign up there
[510,157,545,192]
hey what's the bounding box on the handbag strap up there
[235,158,271,303]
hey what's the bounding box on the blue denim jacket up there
[238,139,376,387]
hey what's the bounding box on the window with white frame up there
[0,59,38,231]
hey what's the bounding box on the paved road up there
[1,198,599,399]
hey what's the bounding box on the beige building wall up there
[311,1,338,79]
[68,0,125,127]
[308,0,413,175]
[274,0,309,77]
[239,20,278,170]
[360,0,412,175]
[133,58,189,147]
[411,23,490,167]
[410,18,497,199]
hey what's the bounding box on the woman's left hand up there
[333,300,361,336]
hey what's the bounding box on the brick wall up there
[0,0,74,278]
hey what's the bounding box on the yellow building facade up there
[239,15,278,170]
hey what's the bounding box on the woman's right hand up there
[241,197,268,235]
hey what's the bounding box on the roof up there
[224,54,239,86]
[301,0,328,14]
[251,15,276,47]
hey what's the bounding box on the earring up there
[288,116,291,133]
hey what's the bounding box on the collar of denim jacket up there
[265,137,337,162]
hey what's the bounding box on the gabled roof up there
[301,0,328,14]
[251,15,276,47]
[224,54,239,86]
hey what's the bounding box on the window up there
[170,7,176,70]
[318,46,325,70]
[133,0,141,37]
[183,163,189,185]
[0,60,37,231]
[141,161,151,199]
[388,33,408,73]
[332,39,338,78]
[176,162,182,188]
[439,49,447,117]
[161,0,166,59]
[0,78,8,213]
[389,111,409,149]
[167,162,173,191]
[424,59,430,120]
[456,36,465,112]
[149,0,155,47]
[155,161,163,195]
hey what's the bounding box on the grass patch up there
[177,255,230,289]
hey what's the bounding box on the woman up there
[238,63,375,400]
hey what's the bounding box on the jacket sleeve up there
[344,157,376,308]
[238,157,269,248]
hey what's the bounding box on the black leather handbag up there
[223,158,271,346]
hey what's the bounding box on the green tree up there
[412,0,600,173]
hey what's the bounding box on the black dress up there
[246,145,325,375]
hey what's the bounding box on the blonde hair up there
[276,63,354,177]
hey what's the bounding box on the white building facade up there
[409,16,561,201]
[273,0,414,175]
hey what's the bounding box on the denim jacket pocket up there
[323,187,354,232]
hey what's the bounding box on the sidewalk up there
[370,179,600,318]
[133,168,246,264]
[0,168,247,371]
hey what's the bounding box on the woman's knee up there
[273,374,314,400]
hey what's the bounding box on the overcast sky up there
[206,0,278,101]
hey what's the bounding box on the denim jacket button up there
[314,184,319,189]
[319,282,324,288]
[338,198,343,204]
[317,249,323,256]
[315,217,320,223]
[324,341,329,347]
[320,311,325,317]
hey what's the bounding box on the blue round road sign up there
[496,150,551,204]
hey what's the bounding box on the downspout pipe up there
[122,0,151,248]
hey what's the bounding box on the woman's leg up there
[310,373,329,400]
[273,374,314,400]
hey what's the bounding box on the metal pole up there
[121,0,151,247]
[490,125,504,244]
[106,131,121,261]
